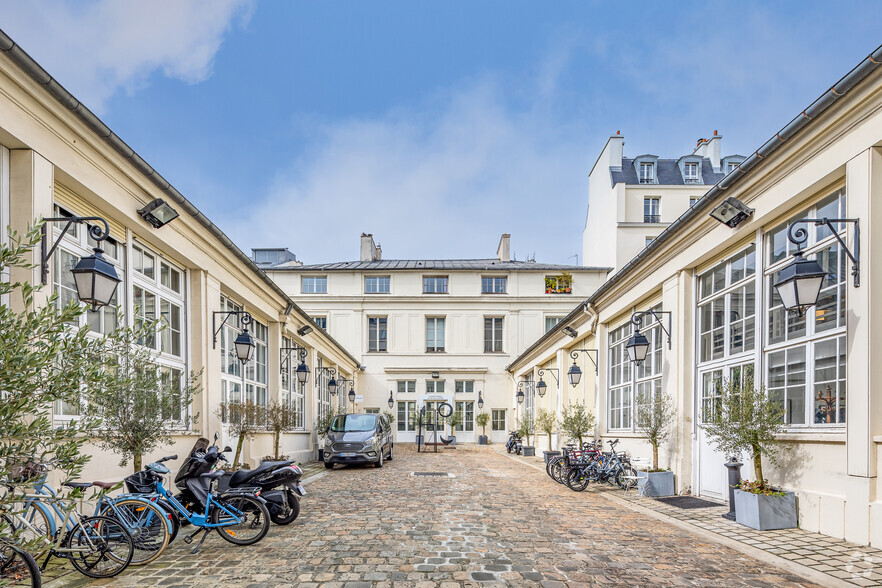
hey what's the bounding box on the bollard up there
[722,457,743,520]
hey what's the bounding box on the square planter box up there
[478,435,488,445]
[543,451,561,464]
[637,470,675,497]
[522,446,536,457]
[734,489,797,530]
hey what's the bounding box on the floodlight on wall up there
[297,325,314,336]
[709,196,754,228]
[562,326,578,338]
[774,217,860,316]
[431,371,440,379]
[137,198,179,229]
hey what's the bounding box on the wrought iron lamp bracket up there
[787,218,860,287]
[569,349,599,375]
[631,310,672,350]
[212,310,253,349]
[537,368,559,385]
[41,216,111,285]
[280,345,308,373]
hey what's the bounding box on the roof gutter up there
[0,29,361,369]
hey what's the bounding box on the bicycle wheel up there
[99,499,170,566]
[211,496,270,546]
[545,457,559,478]
[65,515,133,578]
[565,468,590,492]
[154,498,181,543]
[0,542,41,587]
[549,462,563,483]
[615,465,639,490]
[4,504,52,557]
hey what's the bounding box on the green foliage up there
[447,411,462,436]
[315,405,342,441]
[535,408,557,452]
[635,390,675,471]
[737,479,787,497]
[0,224,106,546]
[85,318,201,472]
[560,402,596,446]
[517,413,535,447]
[217,400,267,468]
[267,401,299,460]
[475,411,491,436]
[700,377,787,489]
[382,409,395,426]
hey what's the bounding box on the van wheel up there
[324,462,334,469]
[375,452,383,468]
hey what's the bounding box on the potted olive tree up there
[446,412,461,445]
[634,391,675,497]
[518,414,536,457]
[702,378,794,530]
[536,408,559,463]
[314,406,340,462]
[475,411,491,444]
[560,401,595,447]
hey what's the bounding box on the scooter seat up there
[229,461,290,486]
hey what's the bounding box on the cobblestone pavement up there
[50,445,821,587]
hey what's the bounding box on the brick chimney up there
[360,233,382,261]
[496,233,511,262]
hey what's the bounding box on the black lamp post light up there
[348,387,356,411]
[212,310,255,363]
[280,345,310,384]
[567,349,599,387]
[626,310,672,366]
[516,381,526,405]
[536,368,559,398]
[41,216,121,309]
[388,391,394,409]
[316,366,338,396]
[477,391,484,410]
[773,218,860,316]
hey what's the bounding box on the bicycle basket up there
[9,462,48,483]
[124,470,157,493]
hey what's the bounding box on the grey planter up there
[522,446,535,457]
[478,435,488,445]
[317,448,324,462]
[637,470,675,497]
[734,489,797,530]
[543,450,561,464]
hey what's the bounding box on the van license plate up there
[339,452,356,457]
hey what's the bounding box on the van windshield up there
[330,414,377,432]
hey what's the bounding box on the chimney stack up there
[496,233,511,262]
[360,233,382,261]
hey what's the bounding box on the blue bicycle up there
[125,451,270,554]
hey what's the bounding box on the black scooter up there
[506,430,522,455]
[216,460,305,525]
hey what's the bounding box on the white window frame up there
[481,276,507,294]
[454,401,474,432]
[313,316,328,330]
[423,276,448,294]
[545,316,563,332]
[281,335,305,430]
[607,305,663,432]
[491,409,506,431]
[643,197,660,222]
[397,401,417,431]
[639,162,655,183]
[301,275,327,294]
[454,380,474,394]
[484,316,504,353]
[396,380,416,394]
[684,161,700,183]
[367,316,388,352]
[364,275,390,294]
[426,316,445,352]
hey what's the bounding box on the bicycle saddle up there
[92,481,114,490]
[63,481,93,489]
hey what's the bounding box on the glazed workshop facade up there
[510,46,882,547]
[0,30,361,479]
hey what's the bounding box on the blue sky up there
[1,1,880,264]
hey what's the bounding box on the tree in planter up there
[517,413,535,447]
[382,410,396,428]
[446,411,462,440]
[475,411,491,440]
[535,408,557,452]
[635,390,675,471]
[314,405,341,455]
[0,225,106,529]
[86,319,201,472]
[216,400,267,468]
[701,377,787,489]
[266,400,299,460]
[560,401,596,446]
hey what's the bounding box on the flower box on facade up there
[733,489,797,530]
[637,470,675,497]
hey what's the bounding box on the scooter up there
[216,460,305,525]
[506,430,523,455]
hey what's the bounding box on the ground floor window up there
[397,401,416,431]
[454,401,474,431]
[365,407,380,414]
[491,409,506,431]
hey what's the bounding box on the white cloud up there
[227,70,591,265]
[0,0,253,112]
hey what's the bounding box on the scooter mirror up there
[223,446,233,453]
[213,432,219,442]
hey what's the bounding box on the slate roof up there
[610,157,725,186]
[267,259,611,272]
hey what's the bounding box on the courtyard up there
[46,445,820,587]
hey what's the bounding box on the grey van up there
[323,413,393,469]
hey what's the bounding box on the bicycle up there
[0,539,41,587]
[2,482,133,578]
[8,463,171,566]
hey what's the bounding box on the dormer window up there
[684,162,700,183]
[639,162,655,184]
[726,161,739,173]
